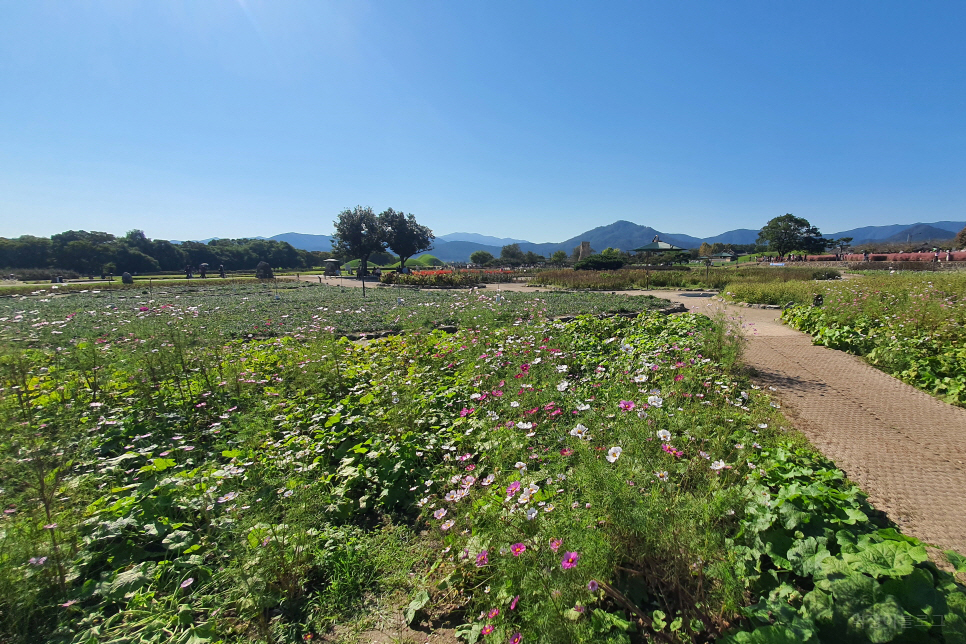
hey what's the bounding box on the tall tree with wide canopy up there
[333,206,386,277]
[379,208,434,271]
[756,214,825,258]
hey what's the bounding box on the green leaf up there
[651,609,666,631]
[881,568,944,618]
[843,541,925,578]
[405,590,430,626]
[162,529,194,551]
[455,622,483,644]
[221,449,243,458]
[787,537,830,577]
[945,550,966,574]
[590,609,633,633]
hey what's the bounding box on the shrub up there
[811,269,841,280]
[255,261,274,279]
[573,255,625,271]
[121,272,134,284]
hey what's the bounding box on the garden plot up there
[0,283,962,644]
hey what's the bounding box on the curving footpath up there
[298,277,966,553]
[641,290,966,554]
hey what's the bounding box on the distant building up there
[712,251,738,262]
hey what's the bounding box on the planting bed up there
[727,273,966,407]
[0,282,963,643]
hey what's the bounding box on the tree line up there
[0,230,328,276]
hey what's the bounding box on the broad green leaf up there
[843,541,925,578]
[162,529,193,551]
[787,537,830,577]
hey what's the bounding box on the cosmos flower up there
[605,446,622,463]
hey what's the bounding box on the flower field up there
[0,282,963,643]
[531,267,826,293]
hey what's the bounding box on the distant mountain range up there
[176,220,965,262]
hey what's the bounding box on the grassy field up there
[531,266,830,293]
[1,281,963,643]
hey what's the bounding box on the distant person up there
[199,265,207,279]
[219,265,226,278]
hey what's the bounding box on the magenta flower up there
[618,400,635,411]
[510,542,526,556]
[488,607,499,619]
[561,552,580,569]
[510,633,523,644]
[510,595,520,610]
[476,550,489,567]
[560,448,573,456]
[587,580,599,592]
[181,577,194,589]
[506,481,522,497]
[481,625,494,635]
[549,538,562,552]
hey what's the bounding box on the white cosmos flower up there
[647,396,663,408]
[510,401,520,407]
[710,460,727,471]
[633,374,648,383]
[570,424,588,438]
[655,470,669,481]
[576,403,591,411]
[606,446,622,463]
[556,365,568,373]
[515,462,527,472]
[517,422,533,430]
[481,474,495,486]
[557,380,569,392]
[656,429,672,442]
[526,508,538,520]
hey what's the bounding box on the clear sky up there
[1,1,964,242]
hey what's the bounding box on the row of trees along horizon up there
[3,213,964,279]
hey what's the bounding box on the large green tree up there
[500,243,526,266]
[756,214,825,257]
[379,208,434,271]
[333,206,386,277]
[470,250,495,266]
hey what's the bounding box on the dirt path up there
[298,277,966,552]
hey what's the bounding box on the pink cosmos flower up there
[510,595,520,610]
[506,481,522,497]
[549,538,562,552]
[587,580,600,592]
[181,578,194,589]
[561,552,580,569]
[488,608,499,619]
[481,625,494,635]
[510,542,526,556]
[510,633,523,644]
[476,550,489,567]
[618,400,635,411]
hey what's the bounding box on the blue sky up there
[1,1,964,242]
